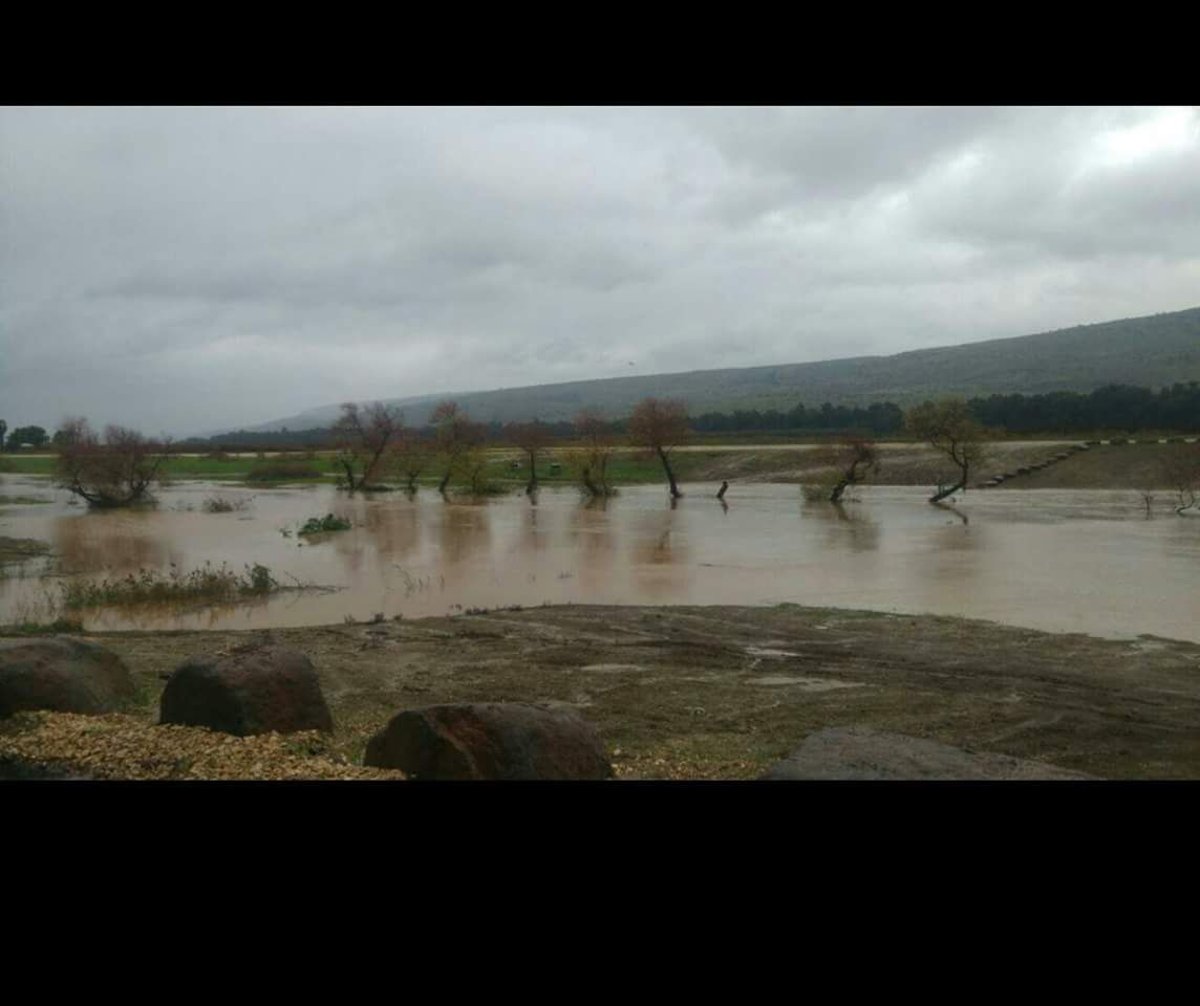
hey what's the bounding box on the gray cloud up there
[1,105,1197,435]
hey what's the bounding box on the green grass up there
[244,458,328,482]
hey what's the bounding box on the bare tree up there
[824,437,880,503]
[628,397,689,499]
[506,420,552,494]
[1161,442,1200,513]
[904,399,988,503]
[430,400,485,494]
[391,429,435,493]
[332,402,405,491]
[55,417,173,508]
[571,409,617,498]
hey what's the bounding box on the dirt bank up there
[990,442,1198,491]
[4,604,1197,780]
[682,440,1198,491]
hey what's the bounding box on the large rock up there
[761,726,1095,780]
[364,702,613,780]
[0,636,136,718]
[159,644,333,736]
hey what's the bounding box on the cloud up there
[1,105,1196,435]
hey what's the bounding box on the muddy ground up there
[4,604,1197,780]
[684,440,1198,491]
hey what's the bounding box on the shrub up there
[299,514,351,535]
[60,562,280,609]
[55,418,171,508]
[202,495,249,513]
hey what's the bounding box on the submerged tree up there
[628,397,689,499]
[506,420,552,494]
[823,437,880,503]
[430,400,485,494]
[391,429,435,493]
[572,408,617,498]
[904,399,988,503]
[332,402,404,491]
[55,417,173,508]
[1161,442,1200,513]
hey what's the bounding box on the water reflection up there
[933,501,970,526]
[0,481,1195,641]
[628,504,692,599]
[54,513,176,573]
[359,501,421,563]
[434,502,492,567]
[803,501,882,554]
[566,499,617,594]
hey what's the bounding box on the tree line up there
[967,382,1199,434]
[692,383,1199,436]
[158,381,1198,454]
[24,393,1199,515]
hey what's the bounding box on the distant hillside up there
[238,306,1200,432]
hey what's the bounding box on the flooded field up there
[1,477,1197,640]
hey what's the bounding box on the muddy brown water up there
[1,477,1197,641]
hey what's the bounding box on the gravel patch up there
[0,711,406,781]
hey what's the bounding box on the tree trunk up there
[929,470,967,503]
[526,449,538,495]
[829,479,849,504]
[438,470,451,494]
[658,448,682,498]
[581,465,601,497]
[339,458,359,492]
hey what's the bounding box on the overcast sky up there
[2,105,1197,436]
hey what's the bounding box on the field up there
[2,438,1196,492]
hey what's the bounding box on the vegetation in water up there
[202,495,250,513]
[60,562,280,609]
[299,514,352,535]
[54,418,172,508]
[0,536,52,569]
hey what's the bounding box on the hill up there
[238,306,1200,431]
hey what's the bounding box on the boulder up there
[0,636,136,718]
[364,702,613,780]
[159,644,333,736]
[761,726,1094,780]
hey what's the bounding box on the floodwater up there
[1,477,1197,641]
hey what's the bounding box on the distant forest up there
[182,383,1199,450]
[691,383,1200,436]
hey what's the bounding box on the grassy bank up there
[2,438,1195,491]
